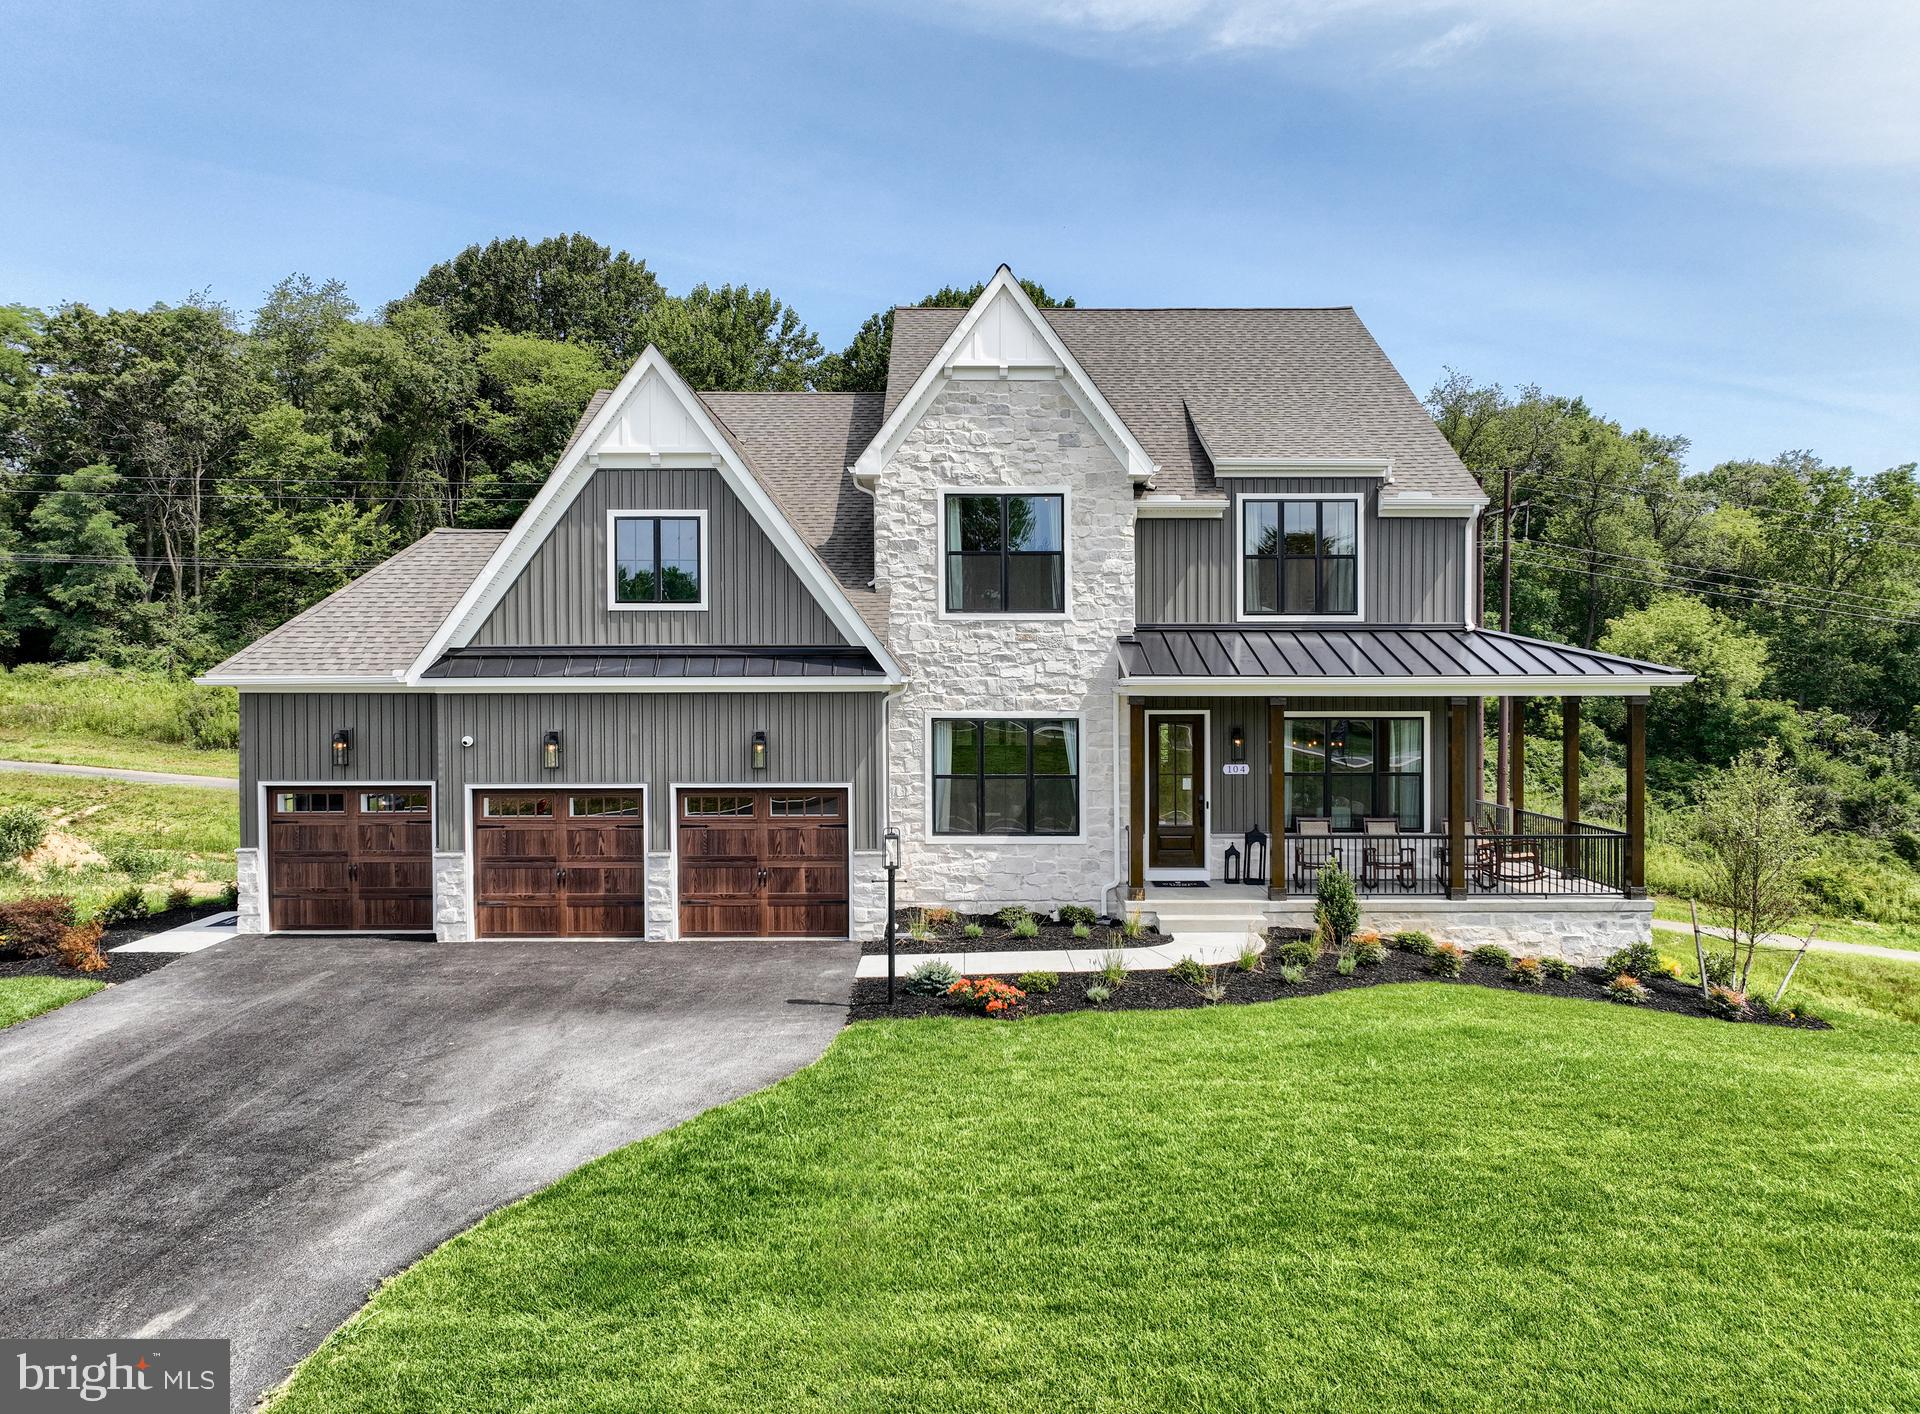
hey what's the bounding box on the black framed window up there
[931,718,1079,835]
[944,493,1065,613]
[613,515,702,605]
[1284,717,1424,831]
[1243,499,1358,616]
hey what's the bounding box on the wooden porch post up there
[1128,699,1146,899]
[1626,696,1647,897]
[1448,698,1470,897]
[1268,698,1286,898]
[1561,696,1582,827]
[1508,697,1527,820]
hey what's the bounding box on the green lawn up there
[272,971,1920,1412]
[0,771,238,917]
[0,663,238,777]
[0,976,103,1028]
[0,731,237,778]
[1654,895,1920,956]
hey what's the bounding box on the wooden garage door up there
[472,791,646,938]
[677,789,848,939]
[268,787,432,932]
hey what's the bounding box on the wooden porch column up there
[1625,696,1647,897]
[1128,699,1146,899]
[1561,696,1582,827]
[1267,698,1286,898]
[1508,697,1527,820]
[1448,698,1470,897]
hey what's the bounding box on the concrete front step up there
[1142,896,1270,916]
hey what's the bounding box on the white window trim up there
[923,710,1088,844]
[935,486,1072,621]
[606,508,710,612]
[257,780,436,936]
[1236,492,1367,624]
[1280,709,1433,835]
[1143,707,1211,881]
[669,782,855,943]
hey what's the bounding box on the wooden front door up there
[1149,716,1206,869]
[268,786,431,932]
[677,789,848,938]
[472,790,647,938]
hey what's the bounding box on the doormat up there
[1154,880,1211,888]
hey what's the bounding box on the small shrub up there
[906,912,935,942]
[1392,930,1435,956]
[1428,943,1465,977]
[1274,939,1317,969]
[1236,941,1262,972]
[1706,984,1748,1019]
[905,959,960,996]
[102,840,159,880]
[1010,915,1041,941]
[1071,922,1092,940]
[1314,861,1360,949]
[1017,970,1059,994]
[1470,944,1511,969]
[1703,951,1737,988]
[1607,973,1650,1005]
[57,920,108,974]
[1085,982,1112,1004]
[1652,953,1683,980]
[962,922,985,940]
[219,881,239,909]
[1507,956,1546,988]
[1335,949,1357,977]
[0,895,80,958]
[0,804,48,861]
[1277,963,1307,986]
[924,906,957,926]
[1168,956,1208,988]
[1198,978,1227,1004]
[1099,949,1129,984]
[1121,911,1146,940]
[1059,904,1097,928]
[95,885,148,927]
[1351,937,1386,967]
[996,905,1034,930]
[166,885,193,911]
[945,976,1025,1016]
[1540,956,1575,981]
[1603,940,1662,982]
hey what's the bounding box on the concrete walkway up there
[0,757,238,789]
[112,910,241,954]
[854,935,1258,980]
[1652,917,1920,965]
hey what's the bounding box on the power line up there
[1516,536,1914,616]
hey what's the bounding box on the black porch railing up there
[1284,808,1629,898]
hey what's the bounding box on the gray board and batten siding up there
[469,465,850,649]
[1135,477,1468,626]
[241,690,886,853]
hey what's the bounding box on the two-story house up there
[204,269,1689,960]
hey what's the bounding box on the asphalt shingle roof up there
[885,305,1482,501]
[205,529,505,679]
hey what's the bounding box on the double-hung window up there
[1243,498,1359,617]
[943,493,1065,614]
[611,512,704,607]
[1284,717,1425,831]
[930,718,1080,835]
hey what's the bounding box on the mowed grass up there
[0,771,238,917]
[272,983,1920,1413]
[0,664,238,777]
[0,976,102,1028]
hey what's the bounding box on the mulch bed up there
[859,909,1168,956]
[847,928,1831,1029]
[0,900,232,988]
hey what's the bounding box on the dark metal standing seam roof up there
[421,646,888,681]
[1119,626,1690,684]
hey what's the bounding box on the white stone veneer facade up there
[234,846,266,934]
[877,378,1133,915]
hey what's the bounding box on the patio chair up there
[1361,817,1415,889]
[1291,818,1334,892]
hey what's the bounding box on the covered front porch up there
[1117,625,1690,905]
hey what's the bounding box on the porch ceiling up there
[1117,625,1692,695]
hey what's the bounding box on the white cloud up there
[916,0,1920,170]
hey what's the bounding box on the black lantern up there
[751,731,768,770]
[1224,841,1242,883]
[1229,724,1245,763]
[542,730,561,770]
[331,729,351,768]
[1243,826,1269,883]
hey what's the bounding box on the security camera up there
[460,735,475,748]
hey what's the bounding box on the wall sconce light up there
[331,729,351,768]
[751,730,768,771]
[543,730,562,770]
[1229,724,1246,763]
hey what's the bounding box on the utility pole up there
[1495,466,1514,813]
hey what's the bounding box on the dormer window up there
[609,510,707,610]
[942,492,1066,616]
[1240,495,1360,618]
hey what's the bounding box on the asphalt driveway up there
[0,935,857,1409]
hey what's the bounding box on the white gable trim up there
[850,266,1158,487]
[404,346,902,684]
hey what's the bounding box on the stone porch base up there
[1262,893,1653,966]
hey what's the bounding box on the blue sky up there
[3,0,1915,473]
